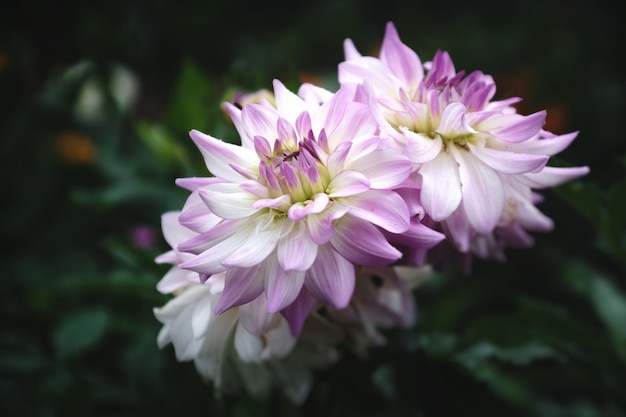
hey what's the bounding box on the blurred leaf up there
[135,122,189,167]
[455,340,562,369]
[53,308,110,358]
[166,60,214,134]
[554,180,606,229]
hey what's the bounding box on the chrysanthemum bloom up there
[175,80,443,334]
[154,212,336,403]
[339,22,589,261]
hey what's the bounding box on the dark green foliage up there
[1,0,625,416]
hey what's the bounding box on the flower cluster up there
[154,22,588,402]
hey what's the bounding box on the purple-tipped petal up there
[214,266,265,314]
[265,258,306,313]
[480,111,546,143]
[281,288,318,336]
[345,189,410,233]
[277,224,319,271]
[469,144,549,174]
[331,216,402,265]
[327,170,371,198]
[189,130,258,182]
[380,21,424,90]
[305,244,355,309]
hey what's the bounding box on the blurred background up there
[1,0,625,416]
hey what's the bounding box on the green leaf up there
[53,308,110,358]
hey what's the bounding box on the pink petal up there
[327,170,371,198]
[469,144,549,174]
[344,189,410,233]
[343,38,362,61]
[277,223,319,271]
[519,166,590,189]
[419,151,462,221]
[189,130,258,182]
[339,57,399,96]
[479,111,546,143]
[305,244,355,309]
[281,288,318,336]
[347,148,413,189]
[178,192,222,233]
[380,21,424,90]
[288,193,329,222]
[175,176,222,192]
[265,257,306,313]
[402,128,443,164]
[331,216,402,265]
[436,102,476,137]
[241,104,279,145]
[306,205,349,245]
[508,131,579,156]
[214,266,265,314]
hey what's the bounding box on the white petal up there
[450,146,504,234]
[419,151,462,221]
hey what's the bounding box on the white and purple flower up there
[339,22,589,261]
[174,80,443,334]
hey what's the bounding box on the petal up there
[221,223,283,268]
[288,193,329,222]
[507,131,579,156]
[519,166,590,189]
[198,188,258,220]
[479,111,546,143]
[388,219,445,249]
[238,295,275,336]
[273,79,308,126]
[277,223,319,271]
[343,38,362,61]
[450,145,504,234]
[241,104,279,145]
[436,102,477,137]
[161,211,196,249]
[265,258,306,313]
[234,324,264,363]
[469,144,549,174]
[178,192,222,234]
[347,148,413,189]
[331,216,402,265]
[327,170,371,198]
[339,57,399,96]
[213,266,265,314]
[306,205,349,245]
[380,21,424,90]
[344,189,410,233]
[305,244,355,309]
[157,267,198,294]
[419,151,462,221]
[281,288,318,336]
[402,128,443,164]
[189,130,258,182]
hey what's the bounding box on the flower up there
[154,212,337,403]
[175,79,442,334]
[339,22,589,261]
[325,265,431,356]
